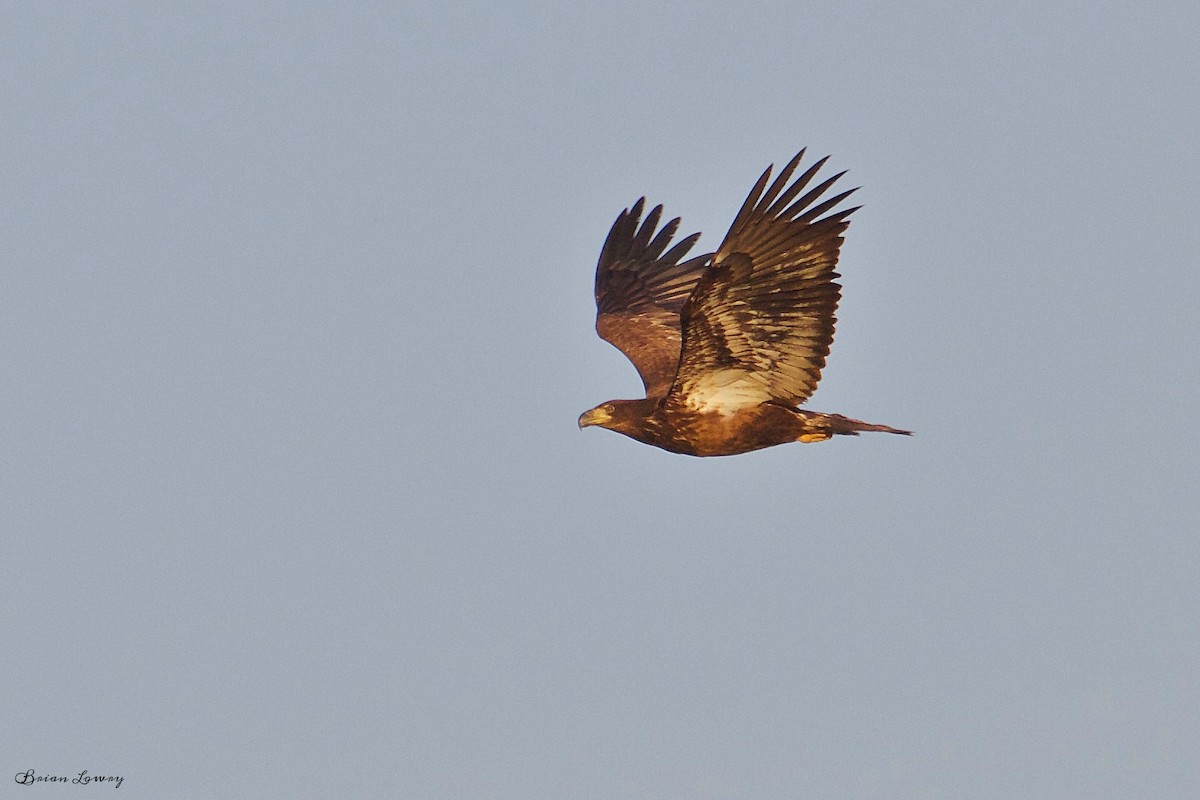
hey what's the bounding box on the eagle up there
[578,149,910,456]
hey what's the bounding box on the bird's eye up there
[604,404,615,413]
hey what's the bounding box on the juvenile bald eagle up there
[579,149,910,456]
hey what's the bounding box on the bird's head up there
[578,398,657,435]
[578,402,616,430]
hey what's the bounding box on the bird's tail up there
[797,410,912,438]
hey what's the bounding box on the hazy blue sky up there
[4,2,1198,798]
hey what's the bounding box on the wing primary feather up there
[645,217,682,259]
[794,188,860,224]
[628,197,645,219]
[780,171,847,220]
[630,204,663,252]
[736,195,849,264]
[760,150,805,212]
[599,198,644,267]
[727,164,773,236]
[660,232,702,265]
[765,156,830,218]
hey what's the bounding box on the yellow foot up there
[798,432,831,443]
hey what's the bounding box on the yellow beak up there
[578,407,611,429]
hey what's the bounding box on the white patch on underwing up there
[682,370,769,414]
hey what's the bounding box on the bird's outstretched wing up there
[668,150,858,414]
[594,198,708,398]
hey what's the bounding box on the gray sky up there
[4,2,1199,798]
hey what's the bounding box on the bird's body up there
[579,150,909,456]
[582,399,906,456]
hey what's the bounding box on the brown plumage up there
[579,150,910,456]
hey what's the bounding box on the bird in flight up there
[579,149,910,456]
